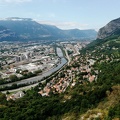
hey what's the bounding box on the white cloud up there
[37,20,89,30]
[0,0,32,3]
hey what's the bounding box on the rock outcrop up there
[97,17,120,39]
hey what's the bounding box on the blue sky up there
[0,0,120,30]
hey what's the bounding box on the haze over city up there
[0,0,120,30]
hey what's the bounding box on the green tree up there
[9,75,18,82]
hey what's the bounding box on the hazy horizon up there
[0,0,120,30]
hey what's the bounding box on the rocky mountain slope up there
[0,26,18,41]
[0,17,97,41]
[97,17,120,39]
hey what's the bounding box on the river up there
[0,47,67,88]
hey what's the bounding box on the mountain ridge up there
[97,17,120,39]
[0,17,97,41]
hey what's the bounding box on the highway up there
[0,47,67,92]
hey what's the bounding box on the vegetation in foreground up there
[0,36,120,120]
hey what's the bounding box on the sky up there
[0,0,120,30]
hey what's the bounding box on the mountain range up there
[0,17,97,41]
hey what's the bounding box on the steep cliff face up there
[97,17,120,39]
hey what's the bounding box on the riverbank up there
[0,47,67,92]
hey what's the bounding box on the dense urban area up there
[0,41,88,97]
